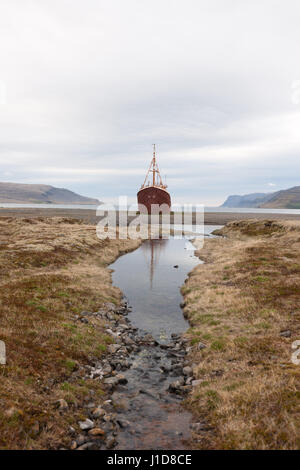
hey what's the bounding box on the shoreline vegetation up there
[0,216,299,450]
[183,219,300,449]
[0,217,140,449]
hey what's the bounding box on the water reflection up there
[111,227,221,341]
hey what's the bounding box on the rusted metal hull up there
[137,186,171,214]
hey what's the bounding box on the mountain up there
[260,186,300,209]
[0,182,101,205]
[221,186,300,209]
[221,192,274,208]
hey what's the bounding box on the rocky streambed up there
[69,301,200,450]
[68,234,220,450]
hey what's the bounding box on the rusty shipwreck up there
[137,145,171,214]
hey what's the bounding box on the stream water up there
[109,226,220,449]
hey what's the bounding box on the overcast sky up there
[0,0,300,205]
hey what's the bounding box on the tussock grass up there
[0,217,140,449]
[183,219,300,450]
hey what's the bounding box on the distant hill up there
[0,182,101,205]
[221,186,300,209]
[221,193,273,208]
[260,186,300,209]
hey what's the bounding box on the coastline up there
[1,207,300,226]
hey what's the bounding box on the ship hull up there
[137,186,171,214]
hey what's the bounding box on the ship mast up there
[152,144,156,186]
[141,144,167,189]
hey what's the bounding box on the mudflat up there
[0,207,300,225]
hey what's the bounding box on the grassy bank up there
[0,217,140,449]
[182,219,300,450]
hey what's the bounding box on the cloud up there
[0,0,300,206]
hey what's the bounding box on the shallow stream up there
[109,226,220,449]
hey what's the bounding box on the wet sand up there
[0,207,300,225]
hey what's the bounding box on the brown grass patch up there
[183,219,300,449]
[0,217,140,449]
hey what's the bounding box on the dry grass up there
[0,217,140,449]
[183,219,300,450]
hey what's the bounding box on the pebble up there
[104,377,119,387]
[78,419,94,431]
[88,427,105,437]
[56,399,68,411]
[191,422,209,432]
[70,441,77,450]
[182,366,193,376]
[0,340,6,365]
[280,330,291,338]
[76,435,87,446]
[92,407,105,418]
[106,437,117,449]
[108,344,121,354]
[192,379,203,387]
[77,442,97,450]
[68,298,196,450]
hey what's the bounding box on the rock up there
[280,330,291,338]
[88,427,105,437]
[168,377,184,392]
[69,426,76,436]
[56,399,68,410]
[92,407,105,418]
[192,379,202,387]
[86,402,96,409]
[104,302,117,311]
[78,419,94,431]
[70,441,77,450]
[183,366,193,376]
[76,435,87,446]
[91,369,102,378]
[103,365,112,375]
[77,442,97,450]
[80,310,92,316]
[142,334,155,343]
[108,344,121,354]
[191,422,209,432]
[124,337,135,346]
[116,374,128,385]
[197,342,207,350]
[106,436,117,449]
[103,377,119,387]
[0,340,6,365]
[117,418,130,428]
